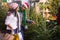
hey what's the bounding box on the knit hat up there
[9,3,18,9]
[22,2,29,8]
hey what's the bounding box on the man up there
[18,0,35,40]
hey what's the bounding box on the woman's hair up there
[8,8,17,16]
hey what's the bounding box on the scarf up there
[22,10,26,26]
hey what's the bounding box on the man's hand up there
[32,21,36,24]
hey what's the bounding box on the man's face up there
[21,5,26,10]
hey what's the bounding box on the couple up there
[5,3,35,40]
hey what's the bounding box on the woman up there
[5,3,23,40]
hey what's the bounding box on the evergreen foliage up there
[0,2,8,31]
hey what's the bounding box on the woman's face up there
[16,7,19,12]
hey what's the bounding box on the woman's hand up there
[11,29,14,32]
[11,29,14,34]
[7,24,14,34]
